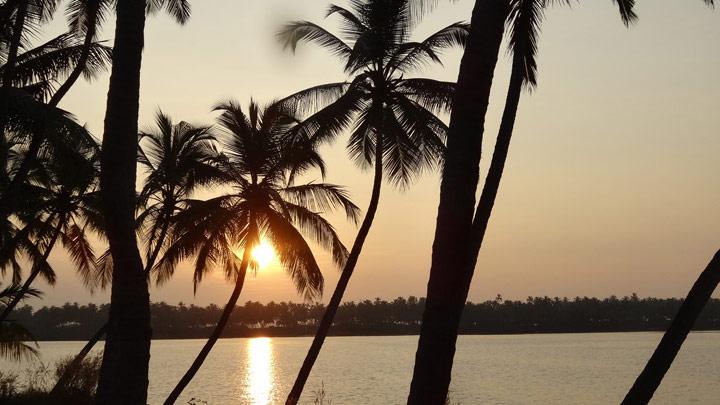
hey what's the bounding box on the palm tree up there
[0,35,111,215]
[48,0,111,106]
[95,0,189,401]
[0,282,41,361]
[408,0,635,402]
[138,110,222,276]
[623,249,720,404]
[162,99,359,404]
[1,0,59,86]
[278,1,463,401]
[51,111,221,396]
[0,137,101,325]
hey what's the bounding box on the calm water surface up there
[4,332,719,404]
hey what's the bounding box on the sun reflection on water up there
[246,337,274,404]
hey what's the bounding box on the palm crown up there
[157,100,360,299]
[278,0,467,186]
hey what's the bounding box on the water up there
[3,332,719,404]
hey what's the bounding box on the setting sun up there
[251,240,276,269]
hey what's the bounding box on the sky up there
[30,0,720,307]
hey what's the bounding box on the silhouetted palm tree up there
[52,111,220,396]
[161,99,358,404]
[0,35,111,215]
[95,0,190,402]
[0,138,100,325]
[409,0,635,402]
[1,0,59,86]
[0,282,41,361]
[48,0,112,106]
[278,1,463,401]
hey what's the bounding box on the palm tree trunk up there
[407,1,509,404]
[48,8,99,107]
[622,250,720,405]
[469,53,524,264]
[0,220,62,324]
[49,322,108,396]
[163,249,251,405]
[53,217,170,396]
[95,0,150,403]
[2,0,27,86]
[285,137,384,405]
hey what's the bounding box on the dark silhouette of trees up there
[278,0,464,401]
[409,0,635,402]
[12,294,720,340]
[161,100,357,404]
[94,0,152,401]
[94,0,189,402]
[407,1,509,402]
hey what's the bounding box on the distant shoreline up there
[32,328,720,342]
[16,296,720,342]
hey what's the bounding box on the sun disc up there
[251,241,276,269]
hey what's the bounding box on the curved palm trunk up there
[48,7,99,107]
[622,250,720,405]
[407,1,509,403]
[163,250,251,405]
[0,221,62,324]
[469,53,524,262]
[49,322,108,395]
[285,139,384,405]
[95,0,150,403]
[52,218,170,396]
[2,0,27,86]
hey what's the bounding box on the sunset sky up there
[35,0,719,307]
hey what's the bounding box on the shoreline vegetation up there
[13,295,720,341]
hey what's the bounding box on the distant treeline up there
[11,295,720,341]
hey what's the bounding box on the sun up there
[251,240,276,269]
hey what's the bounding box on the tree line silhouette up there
[11,295,720,341]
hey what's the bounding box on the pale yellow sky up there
[35,0,720,307]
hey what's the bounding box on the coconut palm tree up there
[161,99,359,404]
[95,0,189,401]
[48,0,111,106]
[1,0,59,86]
[51,111,221,396]
[0,282,41,361]
[408,0,635,402]
[0,137,101,325]
[278,1,462,401]
[0,34,111,215]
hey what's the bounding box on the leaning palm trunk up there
[622,250,720,405]
[95,0,151,402]
[0,221,62,324]
[468,47,524,260]
[49,322,108,396]
[51,220,169,397]
[2,0,27,86]
[285,139,384,405]
[408,1,509,403]
[164,249,251,405]
[48,6,99,107]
